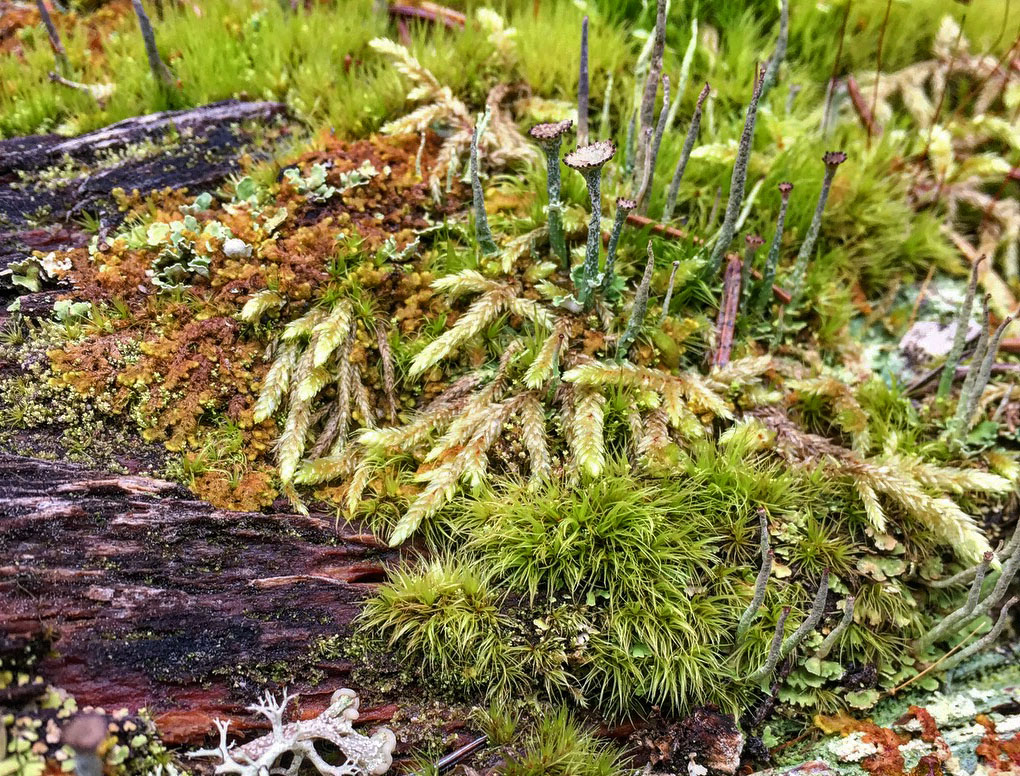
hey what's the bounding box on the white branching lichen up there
[188,689,395,776]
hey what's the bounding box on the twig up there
[868,0,893,150]
[35,0,70,76]
[388,3,465,29]
[131,0,174,88]
[713,253,742,368]
[846,74,879,137]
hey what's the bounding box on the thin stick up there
[713,254,742,368]
[35,0,70,76]
[889,621,984,695]
[868,0,893,150]
[821,1,852,135]
[921,12,967,162]
[131,0,174,87]
[846,74,879,137]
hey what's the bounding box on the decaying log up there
[0,99,289,301]
[0,454,400,745]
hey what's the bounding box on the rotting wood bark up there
[0,453,400,746]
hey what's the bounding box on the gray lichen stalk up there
[706,70,766,276]
[529,120,574,269]
[578,16,590,146]
[603,198,636,292]
[637,74,670,214]
[663,82,710,223]
[564,141,616,307]
[737,509,773,639]
[759,0,790,99]
[634,0,667,186]
[470,112,499,256]
[751,182,793,318]
[787,151,846,308]
[618,242,656,357]
[938,257,983,401]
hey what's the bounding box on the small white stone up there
[222,238,252,259]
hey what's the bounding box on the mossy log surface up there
[0,98,289,314]
[0,453,400,745]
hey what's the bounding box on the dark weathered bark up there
[0,454,399,745]
[0,99,289,321]
[0,99,286,177]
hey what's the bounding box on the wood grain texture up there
[0,454,399,744]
